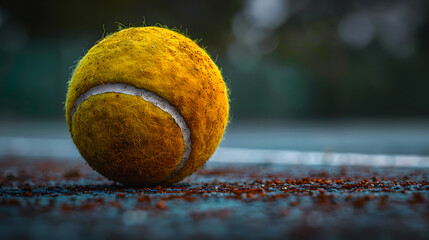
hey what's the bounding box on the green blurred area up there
[1,0,428,120]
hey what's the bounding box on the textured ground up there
[0,157,428,240]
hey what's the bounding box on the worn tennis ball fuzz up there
[65,26,229,186]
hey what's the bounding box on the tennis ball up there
[65,26,229,186]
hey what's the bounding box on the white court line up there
[211,147,429,168]
[1,137,429,168]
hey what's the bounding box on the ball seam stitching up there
[70,83,191,183]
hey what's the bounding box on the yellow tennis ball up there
[65,26,229,186]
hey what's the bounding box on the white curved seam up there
[70,83,191,182]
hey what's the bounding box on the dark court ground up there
[1,157,428,240]
[1,121,429,239]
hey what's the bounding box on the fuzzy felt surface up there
[72,93,184,185]
[66,26,229,185]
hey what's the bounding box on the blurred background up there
[1,0,429,160]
